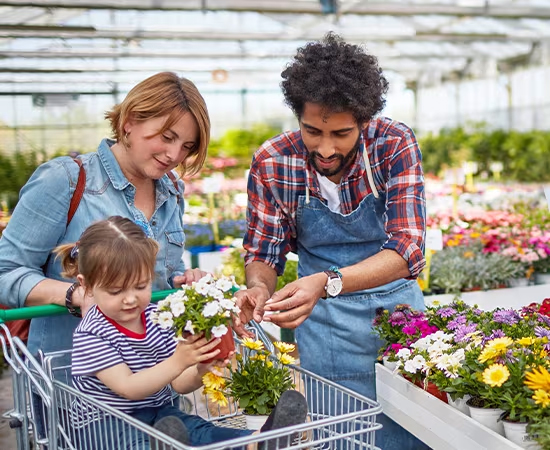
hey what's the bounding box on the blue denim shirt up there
[0,138,187,361]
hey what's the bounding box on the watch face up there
[327,278,343,297]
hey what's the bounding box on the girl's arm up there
[95,335,221,401]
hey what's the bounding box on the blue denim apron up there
[295,147,428,450]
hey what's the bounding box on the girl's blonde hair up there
[55,216,159,291]
[105,72,210,177]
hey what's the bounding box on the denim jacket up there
[0,139,187,361]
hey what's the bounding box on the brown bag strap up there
[67,158,86,226]
[166,171,182,203]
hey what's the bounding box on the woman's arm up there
[0,159,77,308]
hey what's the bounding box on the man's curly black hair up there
[281,32,389,124]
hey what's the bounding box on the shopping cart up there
[0,290,382,450]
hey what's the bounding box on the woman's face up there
[123,112,199,180]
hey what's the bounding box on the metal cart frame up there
[0,293,381,450]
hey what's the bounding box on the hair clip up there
[70,243,79,259]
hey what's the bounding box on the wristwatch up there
[323,266,343,298]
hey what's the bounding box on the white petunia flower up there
[211,324,228,338]
[215,277,233,292]
[219,298,236,311]
[207,286,224,300]
[157,311,174,329]
[171,301,186,318]
[396,348,412,360]
[202,301,221,318]
[184,320,195,335]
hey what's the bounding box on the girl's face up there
[122,112,199,181]
[79,273,153,328]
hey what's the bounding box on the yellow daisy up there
[274,341,296,354]
[525,366,550,392]
[207,390,229,407]
[202,372,226,390]
[532,389,550,408]
[278,353,296,365]
[478,337,514,363]
[482,364,510,387]
[516,337,535,347]
[241,337,264,351]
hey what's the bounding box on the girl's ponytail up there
[54,242,80,279]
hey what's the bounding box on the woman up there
[0,72,209,366]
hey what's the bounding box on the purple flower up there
[482,329,506,345]
[389,311,407,326]
[454,324,478,342]
[535,326,550,351]
[402,325,417,335]
[447,315,467,330]
[493,309,520,325]
[436,307,457,318]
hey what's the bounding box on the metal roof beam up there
[0,1,549,19]
[0,25,544,42]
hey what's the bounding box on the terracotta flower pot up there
[403,375,448,403]
[204,325,235,364]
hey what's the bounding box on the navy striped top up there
[71,303,176,426]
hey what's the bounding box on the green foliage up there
[0,149,45,209]
[528,416,550,448]
[419,124,550,182]
[227,349,295,415]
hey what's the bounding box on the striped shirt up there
[244,117,426,277]
[71,303,176,426]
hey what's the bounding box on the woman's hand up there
[172,269,208,288]
[72,285,95,317]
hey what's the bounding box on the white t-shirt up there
[316,171,341,213]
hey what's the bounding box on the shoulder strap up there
[67,158,86,226]
[166,171,182,204]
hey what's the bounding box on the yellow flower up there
[463,251,475,258]
[478,337,514,363]
[241,337,264,351]
[482,364,510,387]
[202,372,226,390]
[278,353,296,365]
[532,389,550,408]
[273,341,296,354]
[206,389,229,407]
[517,337,535,347]
[525,366,550,392]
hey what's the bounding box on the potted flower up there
[202,338,297,429]
[152,273,241,362]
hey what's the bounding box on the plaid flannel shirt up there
[243,117,426,278]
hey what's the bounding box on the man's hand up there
[172,269,208,288]
[233,285,271,337]
[262,272,327,329]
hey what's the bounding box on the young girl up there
[55,216,307,450]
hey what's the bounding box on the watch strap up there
[66,282,83,318]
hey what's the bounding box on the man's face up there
[300,103,363,183]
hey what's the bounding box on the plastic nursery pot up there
[203,325,235,364]
[403,375,448,403]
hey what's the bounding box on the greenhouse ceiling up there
[0,0,550,95]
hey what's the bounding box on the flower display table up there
[424,283,550,311]
[375,364,523,450]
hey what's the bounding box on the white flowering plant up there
[151,274,241,340]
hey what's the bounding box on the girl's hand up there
[172,333,221,370]
[197,350,235,376]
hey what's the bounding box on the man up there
[235,33,428,449]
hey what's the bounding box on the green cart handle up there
[0,289,178,324]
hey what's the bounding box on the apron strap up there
[363,148,379,199]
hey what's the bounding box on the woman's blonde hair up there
[55,216,159,291]
[105,72,210,177]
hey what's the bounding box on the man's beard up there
[307,135,361,177]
